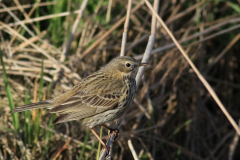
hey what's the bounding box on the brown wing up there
[51,74,127,124]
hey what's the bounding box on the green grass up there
[85,141,97,160]
[24,90,32,145]
[0,47,19,130]
[33,59,44,144]
[1,56,52,157]
[96,126,103,159]
[168,119,192,140]
[79,128,90,160]
[0,54,98,158]
[1,0,240,159]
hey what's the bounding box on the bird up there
[12,56,147,153]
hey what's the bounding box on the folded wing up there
[51,75,127,124]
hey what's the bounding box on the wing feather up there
[51,74,126,124]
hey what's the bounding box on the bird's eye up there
[125,63,131,67]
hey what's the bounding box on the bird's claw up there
[110,129,119,141]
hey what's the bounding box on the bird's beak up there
[138,63,148,67]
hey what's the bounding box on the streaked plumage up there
[12,56,147,152]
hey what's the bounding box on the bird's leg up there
[90,128,110,154]
[101,124,119,141]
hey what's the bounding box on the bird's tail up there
[12,99,54,113]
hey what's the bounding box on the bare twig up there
[135,0,159,87]
[120,0,132,56]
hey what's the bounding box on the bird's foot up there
[109,129,119,141]
[101,124,119,141]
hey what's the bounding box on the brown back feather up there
[51,73,126,124]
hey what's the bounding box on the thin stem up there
[61,0,89,61]
[120,0,133,56]
[128,140,139,160]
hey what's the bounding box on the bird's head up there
[105,56,148,79]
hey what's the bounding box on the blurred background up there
[1,0,240,159]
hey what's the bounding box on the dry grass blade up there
[120,0,132,56]
[0,2,56,13]
[12,0,40,35]
[1,3,57,52]
[228,120,240,160]
[52,138,72,160]
[0,9,84,30]
[128,140,139,160]
[80,1,145,58]
[206,32,240,73]
[0,22,57,62]
[1,3,36,37]
[61,0,89,61]
[143,0,240,135]
[1,1,240,159]
[106,0,113,22]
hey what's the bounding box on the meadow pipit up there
[12,56,147,152]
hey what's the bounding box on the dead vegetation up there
[1,0,240,160]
